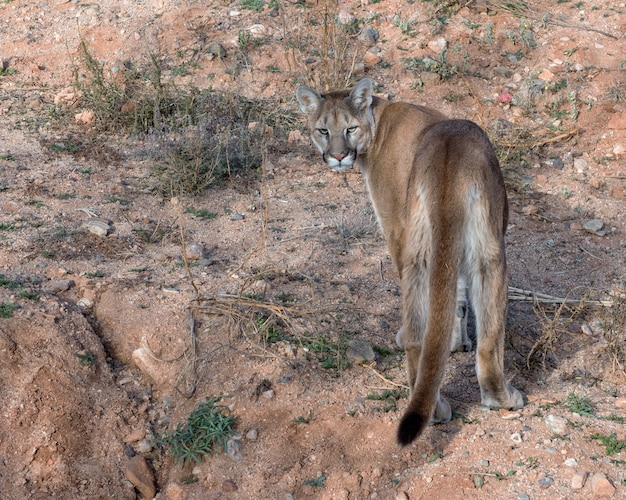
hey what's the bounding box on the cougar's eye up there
[346,126,357,134]
[317,128,329,136]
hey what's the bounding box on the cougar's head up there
[296,78,375,172]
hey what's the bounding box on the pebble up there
[564,457,578,467]
[124,456,156,499]
[207,41,227,59]
[574,158,589,171]
[510,432,522,443]
[364,51,382,67]
[427,36,447,54]
[137,439,153,453]
[480,459,490,467]
[583,219,605,236]
[552,157,564,169]
[473,474,484,488]
[538,476,554,487]
[226,438,243,461]
[517,495,530,500]
[590,472,615,498]
[246,428,258,440]
[230,213,245,221]
[345,339,375,362]
[222,479,239,492]
[338,10,356,25]
[545,414,568,435]
[47,279,74,293]
[358,28,379,47]
[571,470,588,490]
[84,218,111,237]
[185,243,205,261]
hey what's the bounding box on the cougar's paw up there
[430,397,452,424]
[481,385,525,410]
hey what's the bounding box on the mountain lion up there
[296,78,524,445]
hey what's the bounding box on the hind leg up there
[470,256,524,410]
[398,264,452,424]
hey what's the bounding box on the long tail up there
[397,227,461,446]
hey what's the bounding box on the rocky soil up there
[0,0,625,498]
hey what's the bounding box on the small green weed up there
[156,396,236,466]
[185,207,217,220]
[304,476,326,488]
[301,333,348,371]
[0,274,22,290]
[85,270,105,278]
[241,0,264,11]
[591,433,626,456]
[75,351,96,366]
[366,388,409,412]
[0,301,19,318]
[563,392,595,417]
[403,53,457,79]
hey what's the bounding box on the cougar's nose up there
[332,152,347,161]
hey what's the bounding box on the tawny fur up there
[296,78,524,445]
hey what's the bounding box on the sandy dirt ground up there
[0,0,625,498]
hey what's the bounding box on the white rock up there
[545,414,568,435]
[427,37,447,54]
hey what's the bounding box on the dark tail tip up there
[397,411,427,446]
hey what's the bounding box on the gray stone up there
[246,428,258,441]
[47,279,74,293]
[545,414,568,435]
[207,41,227,59]
[583,219,605,235]
[226,438,243,461]
[345,339,375,363]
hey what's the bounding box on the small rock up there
[581,323,594,336]
[517,495,530,500]
[493,66,513,77]
[345,339,375,363]
[571,471,588,490]
[185,243,205,261]
[226,438,243,461]
[427,37,447,54]
[510,432,522,443]
[222,479,239,492]
[497,92,513,104]
[338,10,356,25]
[47,279,74,293]
[230,213,245,221]
[522,204,538,216]
[480,459,490,467]
[364,51,382,67]
[358,28,379,47]
[545,414,568,435]
[552,157,564,169]
[395,492,409,500]
[615,397,626,409]
[473,474,484,488]
[574,158,589,171]
[583,219,605,236]
[262,389,274,399]
[207,41,227,59]
[246,428,258,440]
[248,24,266,35]
[124,456,156,499]
[538,476,554,487]
[124,429,145,443]
[84,218,111,237]
[564,457,578,467]
[590,473,615,498]
[534,174,548,185]
[137,439,153,454]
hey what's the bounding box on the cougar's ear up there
[349,78,373,112]
[296,86,323,115]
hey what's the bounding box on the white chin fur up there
[326,157,354,172]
